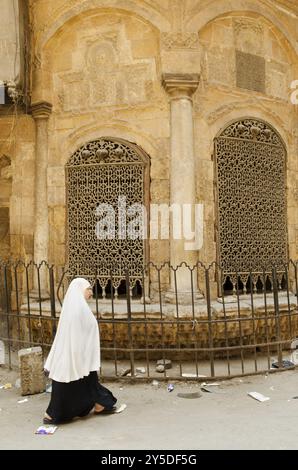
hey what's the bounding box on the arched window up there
[66,138,149,298]
[214,118,288,293]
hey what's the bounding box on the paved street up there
[1,367,298,450]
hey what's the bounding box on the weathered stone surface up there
[0,0,21,81]
[0,340,4,364]
[18,346,46,396]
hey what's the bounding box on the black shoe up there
[43,417,55,424]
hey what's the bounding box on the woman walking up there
[43,277,117,424]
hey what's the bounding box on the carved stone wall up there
[195,8,297,271]
[0,115,35,260]
[43,9,170,271]
[0,155,11,259]
[51,16,161,112]
[0,0,296,298]
[0,207,9,260]
[198,15,292,99]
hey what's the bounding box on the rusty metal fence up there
[1,259,298,381]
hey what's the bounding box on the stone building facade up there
[0,0,297,301]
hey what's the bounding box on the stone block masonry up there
[18,346,46,395]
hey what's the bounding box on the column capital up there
[31,101,53,120]
[162,73,200,99]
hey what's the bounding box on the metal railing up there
[0,259,298,381]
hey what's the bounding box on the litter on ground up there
[35,425,57,435]
[114,403,127,413]
[0,383,12,390]
[247,391,270,402]
[271,360,294,369]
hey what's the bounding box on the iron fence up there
[0,259,298,381]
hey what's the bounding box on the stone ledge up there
[19,293,297,319]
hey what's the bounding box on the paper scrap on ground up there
[2,383,12,390]
[17,398,28,404]
[35,425,57,435]
[247,391,270,402]
[114,403,127,413]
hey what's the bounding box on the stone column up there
[162,74,200,303]
[31,101,52,299]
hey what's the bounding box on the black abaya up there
[46,371,117,423]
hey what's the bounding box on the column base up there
[30,289,50,301]
[165,289,204,305]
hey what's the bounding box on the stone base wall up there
[7,305,298,361]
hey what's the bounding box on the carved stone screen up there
[66,138,147,291]
[215,119,288,287]
[236,51,265,93]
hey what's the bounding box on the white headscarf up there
[44,278,100,383]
